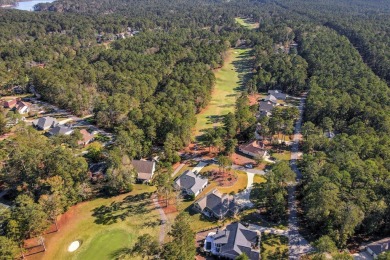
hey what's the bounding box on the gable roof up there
[367,238,390,256]
[3,99,17,108]
[264,95,278,104]
[268,89,287,100]
[48,125,73,135]
[78,129,94,145]
[33,117,58,130]
[239,141,266,157]
[195,189,236,218]
[259,101,276,113]
[215,222,260,260]
[175,170,208,194]
[132,160,155,180]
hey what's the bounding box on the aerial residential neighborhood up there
[0,0,389,259]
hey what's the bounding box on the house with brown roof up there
[3,99,17,109]
[78,129,95,147]
[194,189,238,219]
[132,160,156,182]
[239,140,267,158]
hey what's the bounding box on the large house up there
[259,100,276,117]
[33,117,58,130]
[132,160,156,182]
[239,140,267,159]
[204,222,260,260]
[174,170,208,197]
[194,189,237,219]
[48,125,74,136]
[366,238,390,258]
[268,89,287,100]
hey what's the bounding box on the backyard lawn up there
[34,185,159,260]
[194,48,253,138]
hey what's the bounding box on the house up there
[259,100,276,117]
[204,222,260,260]
[78,129,95,146]
[239,140,267,158]
[132,160,156,182]
[366,238,390,258]
[33,117,58,130]
[263,95,278,104]
[174,170,208,197]
[15,101,30,114]
[194,189,238,219]
[268,89,287,100]
[3,99,17,109]
[48,125,73,136]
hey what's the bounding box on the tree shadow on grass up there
[110,247,132,259]
[92,192,153,225]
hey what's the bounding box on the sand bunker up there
[68,241,80,252]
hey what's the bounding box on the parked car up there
[244,164,253,169]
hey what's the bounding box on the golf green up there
[75,229,135,260]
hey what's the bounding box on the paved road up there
[151,195,168,245]
[192,161,208,173]
[288,95,314,259]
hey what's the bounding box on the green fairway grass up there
[194,48,253,139]
[40,185,158,260]
[235,17,259,29]
[76,229,135,260]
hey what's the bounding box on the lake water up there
[13,0,54,11]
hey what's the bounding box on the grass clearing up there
[194,48,253,138]
[272,151,292,161]
[37,185,158,260]
[261,233,289,260]
[254,174,266,183]
[235,17,259,29]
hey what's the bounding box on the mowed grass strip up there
[235,17,260,29]
[37,185,158,260]
[194,48,252,138]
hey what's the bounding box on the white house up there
[174,170,208,197]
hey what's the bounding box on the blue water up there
[14,0,54,11]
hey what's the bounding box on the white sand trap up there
[68,241,80,252]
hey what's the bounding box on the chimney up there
[382,243,389,251]
[224,229,227,237]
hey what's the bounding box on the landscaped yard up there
[194,48,253,138]
[272,150,292,161]
[33,185,159,260]
[261,233,289,260]
[253,174,266,184]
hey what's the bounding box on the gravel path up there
[151,195,168,245]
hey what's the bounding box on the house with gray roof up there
[174,170,208,197]
[33,117,58,130]
[194,189,238,219]
[132,160,156,183]
[48,125,74,136]
[204,222,260,260]
[259,100,276,117]
[263,95,278,104]
[268,89,287,100]
[366,238,390,258]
